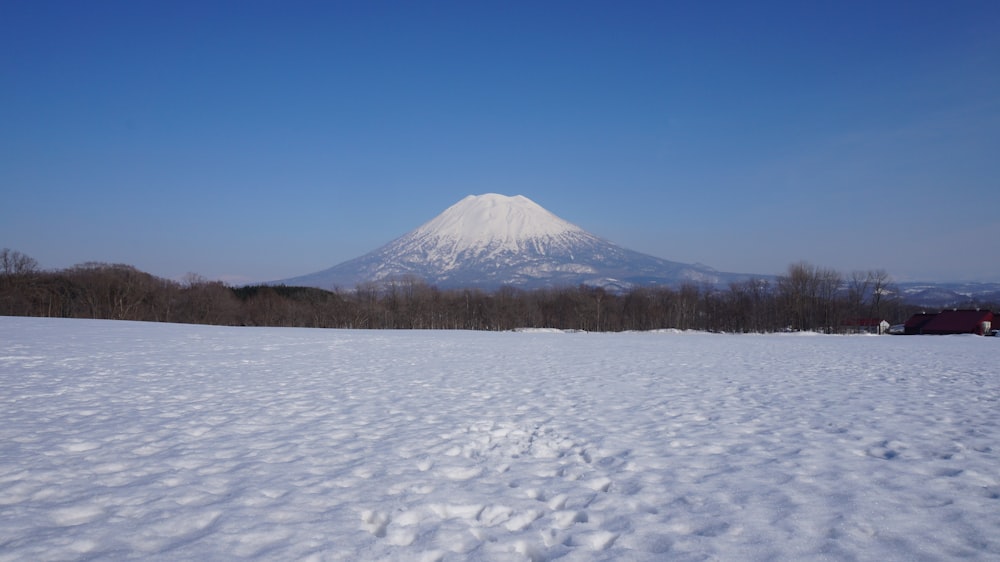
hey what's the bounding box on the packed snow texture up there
[2,317,998,561]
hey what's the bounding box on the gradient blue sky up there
[3,1,998,284]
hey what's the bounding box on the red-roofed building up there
[903,309,994,335]
[904,312,937,335]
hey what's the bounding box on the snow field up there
[1,317,998,560]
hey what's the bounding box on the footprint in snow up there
[365,421,623,557]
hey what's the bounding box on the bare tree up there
[867,269,892,320]
[777,262,822,331]
[0,249,41,315]
[0,248,39,281]
[848,271,872,320]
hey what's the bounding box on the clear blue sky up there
[3,1,998,284]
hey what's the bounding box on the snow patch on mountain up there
[390,194,605,273]
[415,194,585,250]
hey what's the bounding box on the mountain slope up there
[282,194,739,291]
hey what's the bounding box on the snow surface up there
[2,317,999,561]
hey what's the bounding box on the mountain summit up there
[412,194,586,254]
[282,194,733,290]
[394,194,603,274]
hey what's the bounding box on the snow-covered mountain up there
[281,194,744,291]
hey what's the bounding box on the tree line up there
[0,248,963,333]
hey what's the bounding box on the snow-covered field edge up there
[1,317,998,561]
